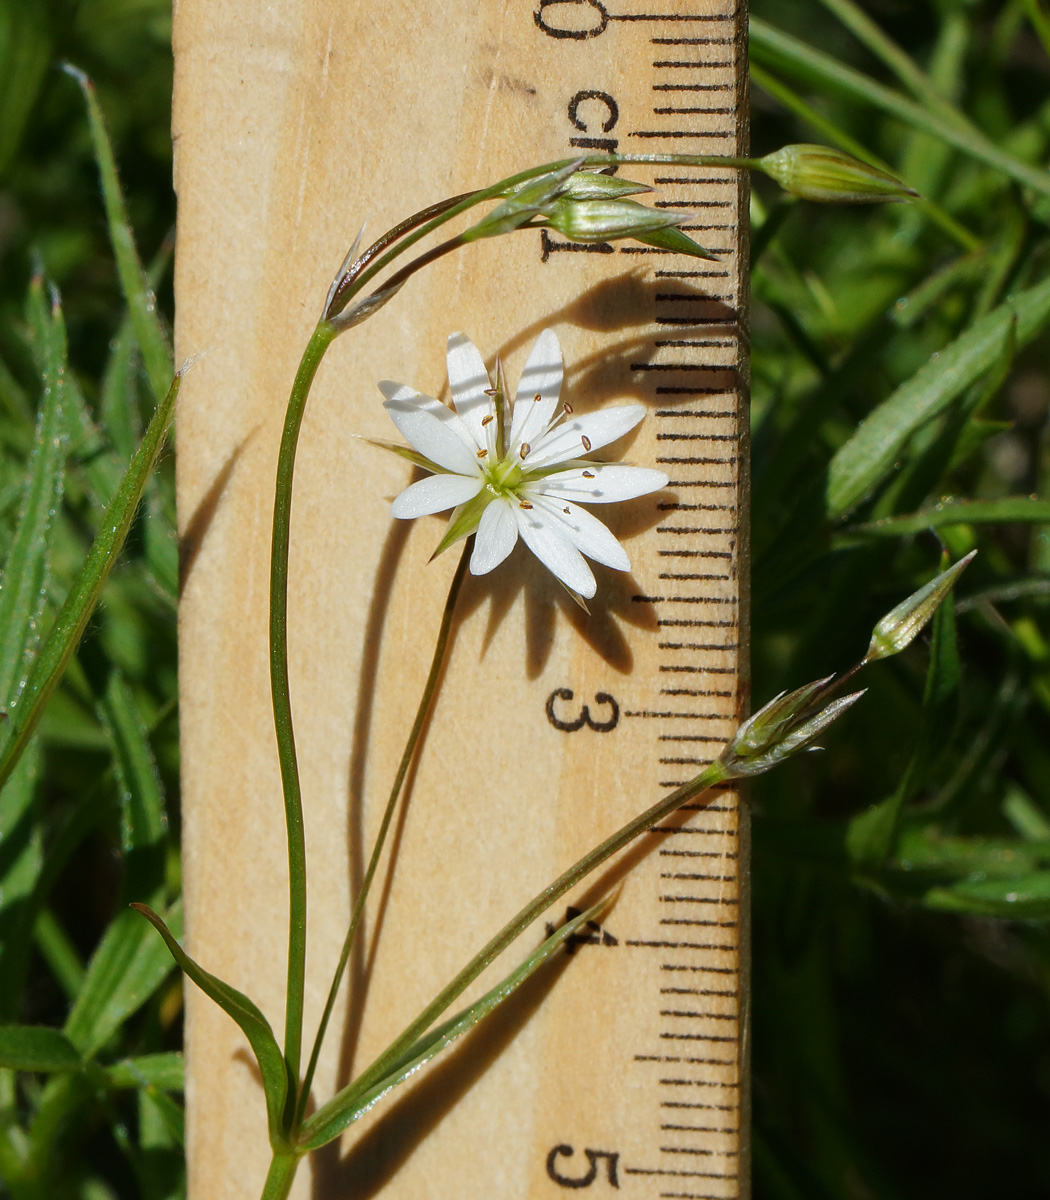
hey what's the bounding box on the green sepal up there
[632,224,718,260]
[298,895,614,1150]
[131,903,292,1147]
[363,437,448,474]
[430,492,492,559]
[0,1024,81,1073]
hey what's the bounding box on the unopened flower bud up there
[864,550,976,664]
[720,683,865,778]
[759,144,917,204]
[544,197,695,243]
[465,161,583,242]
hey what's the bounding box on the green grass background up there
[1,0,1050,1196]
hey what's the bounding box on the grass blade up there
[0,278,68,712]
[848,497,1050,538]
[64,902,182,1060]
[104,1052,184,1091]
[827,276,1050,516]
[0,372,181,795]
[62,64,173,402]
[299,897,613,1149]
[0,1026,81,1073]
[98,670,168,907]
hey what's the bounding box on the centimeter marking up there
[539,2,747,1197]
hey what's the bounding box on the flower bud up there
[759,144,917,204]
[465,160,583,241]
[544,197,695,243]
[863,550,976,664]
[719,679,865,778]
[500,169,652,203]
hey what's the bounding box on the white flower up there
[373,330,668,600]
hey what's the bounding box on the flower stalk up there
[247,141,920,1186]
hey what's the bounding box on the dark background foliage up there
[1,0,1049,1196]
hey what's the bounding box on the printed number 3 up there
[546,688,620,733]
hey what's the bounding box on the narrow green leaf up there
[851,497,1050,538]
[101,240,173,462]
[33,907,85,1002]
[0,1025,80,1073]
[104,1052,184,1092]
[131,903,291,1144]
[0,372,181,795]
[924,871,1050,918]
[64,902,182,1060]
[0,1,51,176]
[0,280,68,712]
[828,277,1050,516]
[340,762,726,1120]
[63,65,173,401]
[0,716,43,1028]
[1003,785,1050,841]
[750,17,1050,199]
[299,897,613,1149]
[98,670,168,906]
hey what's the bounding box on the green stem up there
[271,319,338,1084]
[259,1150,301,1200]
[295,541,471,1122]
[317,760,730,1125]
[330,153,765,319]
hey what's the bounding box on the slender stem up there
[319,760,730,1122]
[259,1150,301,1200]
[295,542,471,1122]
[271,318,338,1085]
[331,154,764,319]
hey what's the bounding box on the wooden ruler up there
[173,1,748,1197]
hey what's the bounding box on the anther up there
[519,500,533,509]
[519,442,531,459]
[481,414,494,426]
[582,470,595,478]
[534,392,542,402]
[581,435,592,451]
[483,387,497,396]
[477,448,488,458]
[563,402,573,415]
[563,506,571,514]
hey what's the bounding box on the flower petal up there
[382,399,483,476]
[470,498,518,575]
[390,473,483,519]
[378,380,477,451]
[528,464,669,503]
[524,404,645,469]
[509,329,563,452]
[446,332,495,449]
[528,495,630,571]
[515,503,597,598]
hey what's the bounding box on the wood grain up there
[172,1,748,1195]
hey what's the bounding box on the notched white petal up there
[530,464,669,504]
[515,504,597,598]
[380,380,477,451]
[531,496,630,571]
[382,400,482,476]
[390,473,483,519]
[525,404,646,468]
[471,499,519,575]
[510,329,563,450]
[446,332,493,447]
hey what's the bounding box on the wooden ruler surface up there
[173,1,748,1196]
